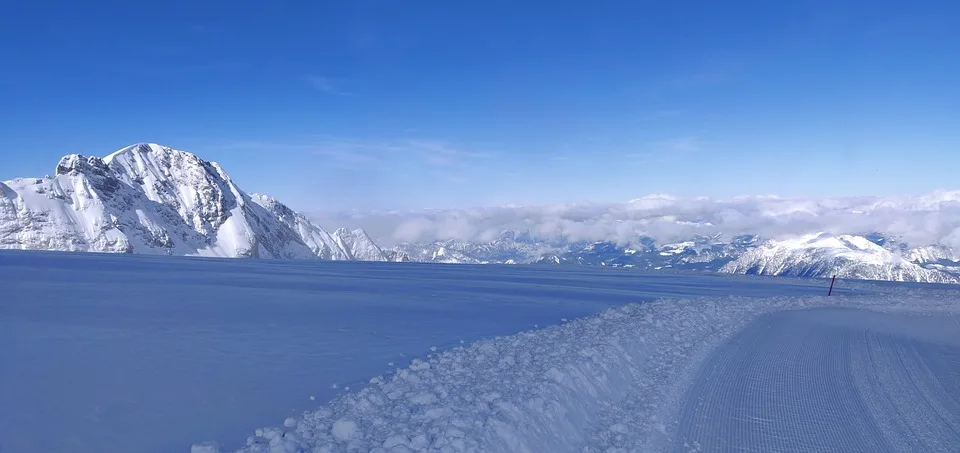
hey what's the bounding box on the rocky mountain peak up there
[2,143,390,262]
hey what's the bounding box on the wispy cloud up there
[406,140,491,168]
[149,45,192,57]
[658,136,701,153]
[313,148,382,169]
[194,139,319,153]
[304,76,353,96]
[669,57,742,88]
[637,109,685,122]
[623,152,657,164]
[430,171,470,184]
[200,136,489,172]
[211,136,489,180]
[624,135,703,164]
[121,60,245,77]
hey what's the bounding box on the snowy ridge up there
[0,143,389,261]
[209,287,960,453]
[333,227,390,262]
[903,244,957,264]
[249,193,351,260]
[432,246,485,264]
[721,232,958,283]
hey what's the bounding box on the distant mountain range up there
[389,231,960,284]
[2,143,958,284]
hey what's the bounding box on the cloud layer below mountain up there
[308,191,960,249]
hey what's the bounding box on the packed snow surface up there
[2,250,958,453]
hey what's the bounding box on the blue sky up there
[1,1,957,211]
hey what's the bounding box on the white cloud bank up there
[308,190,960,249]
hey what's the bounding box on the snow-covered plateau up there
[2,250,958,453]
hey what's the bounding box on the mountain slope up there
[903,244,956,264]
[332,227,389,262]
[249,193,351,260]
[0,143,388,261]
[720,232,957,283]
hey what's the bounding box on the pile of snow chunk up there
[198,285,960,453]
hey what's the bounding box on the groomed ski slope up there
[670,308,960,452]
[215,287,960,453]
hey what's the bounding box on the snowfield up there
[1,250,958,453]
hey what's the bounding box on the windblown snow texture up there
[0,143,389,260]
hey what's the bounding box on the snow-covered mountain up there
[0,143,394,261]
[390,231,960,284]
[721,233,958,283]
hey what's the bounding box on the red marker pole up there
[828,274,837,296]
